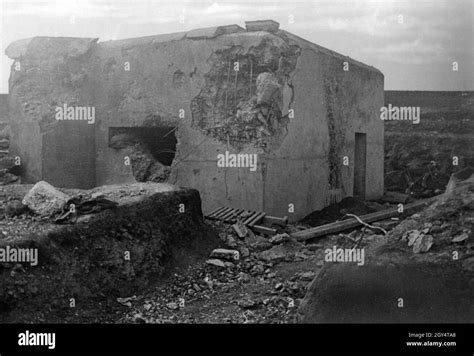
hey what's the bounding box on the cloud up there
[0,0,472,92]
[359,39,446,64]
[203,3,240,15]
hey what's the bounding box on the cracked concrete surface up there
[6,21,384,221]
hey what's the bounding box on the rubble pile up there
[0,182,215,323]
[120,229,311,323]
[120,216,393,324]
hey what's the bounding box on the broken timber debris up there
[206,206,288,236]
[291,197,437,241]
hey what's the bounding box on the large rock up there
[22,181,70,217]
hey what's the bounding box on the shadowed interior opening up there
[109,126,177,166]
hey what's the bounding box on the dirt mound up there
[0,184,219,323]
[297,174,474,323]
[299,197,376,227]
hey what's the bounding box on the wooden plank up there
[243,211,260,225]
[215,207,232,219]
[263,215,288,227]
[220,208,237,221]
[251,224,277,236]
[291,197,436,241]
[247,212,266,227]
[226,209,245,223]
[206,207,226,218]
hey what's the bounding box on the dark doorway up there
[108,126,177,183]
[353,132,367,199]
[108,126,177,166]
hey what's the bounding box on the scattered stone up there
[244,229,258,245]
[413,234,433,253]
[270,233,289,244]
[239,246,250,258]
[226,235,238,248]
[206,259,226,268]
[250,264,265,275]
[294,251,310,261]
[299,271,317,281]
[232,220,248,238]
[22,181,70,217]
[452,232,469,243]
[166,302,179,310]
[117,296,136,307]
[238,298,257,309]
[405,230,422,246]
[210,248,240,261]
[251,238,272,252]
[237,272,250,283]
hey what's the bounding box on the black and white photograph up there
[0,0,473,353]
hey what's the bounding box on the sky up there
[0,0,473,93]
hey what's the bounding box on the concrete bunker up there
[5,20,385,221]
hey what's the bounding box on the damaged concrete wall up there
[264,31,384,219]
[92,28,303,214]
[6,22,384,221]
[6,37,98,188]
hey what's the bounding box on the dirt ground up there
[0,177,471,324]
